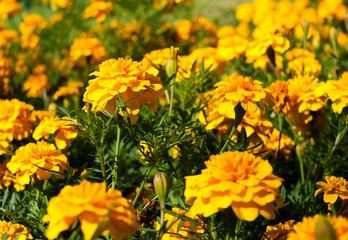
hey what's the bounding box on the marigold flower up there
[7,140,69,185]
[212,73,274,117]
[315,176,348,204]
[83,0,113,23]
[261,129,295,159]
[53,80,84,100]
[185,151,283,221]
[70,35,108,66]
[19,14,46,36]
[43,180,138,240]
[0,0,21,19]
[0,54,13,96]
[287,214,348,240]
[32,116,78,149]
[50,0,72,8]
[326,72,348,114]
[23,71,50,98]
[0,220,32,240]
[286,48,322,76]
[0,159,25,191]
[267,80,291,114]
[154,207,204,239]
[262,219,295,240]
[141,48,170,76]
[0,98,34,141]
[83,58,164,122]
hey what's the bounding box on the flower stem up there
[298,154,305,184]
[132,166,154,206]
[112,125,121,189]
[225,207,238,240]
[169,84,174,116]
[325,124,348,164]
[220,125,237,153]
[97,147,107,184]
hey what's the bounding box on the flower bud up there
[295,142,306,157]
[166,46,178,78]
[315,216,337,240]
[48,103,57,117]
[153,172,168,208]
[302,20,309,38]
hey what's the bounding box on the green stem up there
[132,166,154,206]
[220,125,237,154]
[298,154,305,184]
[97,147,107,184]
[225,207,238,240]
[325,124,348,164]
[169,84,174,116]
[112,125,121,189]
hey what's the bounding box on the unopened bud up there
[296,142,306,157]
[84,102,91,111]
[153,172,168,208]
[315,216,337,240]
[302,20,309,38]
[48,103,57,117]
[330,27,338,57]
[166,46,178,78]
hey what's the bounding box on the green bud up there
[315,216,337,240]
[153,172,169,208]
[302,20,309,38]
[166,46,178,78]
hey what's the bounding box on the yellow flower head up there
[185,151,283,221]
[0,54,13,96]
[7,140,69,186]
[43,180,138,240]
[262,129,295,159]
[32,116,78,149]
[0,220,32,240]
[83,0,113,23]
[0,98,34,141]
[326,72,348,114]
[315,176,348,204]
[19,14,46,36]
[141,48,170,76]
[53,80,84,100]
[70,35,108,66]
[262,219,295,240]
[0,0,21,19]
[0,159,25,191]
[23,71,50,98]
[286,48,322,76]
[287,214,348,240]
[49,0,72,8]
[155,207,204,239]
[267,80,291,114]
[83,58,164,122]
[212,73,274,118]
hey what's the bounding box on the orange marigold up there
[43,180,138,240]
[286,48,322,76]
[267,80,290,114]
[287,214,348,240]
[326,72,348,114]
[23,71,50,98]
[83,0,113,23]
[32,116,78,149]
[70,35,108,66]
[0,0,21,19]
[185,151,283,221]
[0,220,32,240]
[315,176,348,204]
[0,159,25,191]
[0,98,34,141]
[261,219,295,240]
[154,207,204,239]
[53,80,84,100]
[7,140,69,185]
[83,58,164,122]
[212,73,274,117]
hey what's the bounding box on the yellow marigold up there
[50,0,72,8]
[315,176,348,204]
[326,72,348,114]
[0,0,21,19]
[287,214,348,240]
[286,48,322,76]
[217,25,248,61]
[137,140,152,161]
[0,220,32,239]
[0,98,34,141]
[141,48,169,76]
[7,140,69,185]
[185,151,283,220]
[23,72,50,98]
[267,80,290,114]
[0,54,13,96]
[30,110,50,122]
[212,73,274,116]
[19,14,46,36]
[337,32,348,52]
[287,75,327,123]
[0,159,25,191]
[33,116,78,150]
[43,180,138,240]
[236,2,254,22]
[154,207,204,239]
[262,129,295,159]
[53,80,84,100]
[83,0,113,23]
[261,219,295,240]
[70,35,108,66]
[0,29,18,51]
[83,58,164,122]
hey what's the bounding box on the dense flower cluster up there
[43,180,138,240]
[83,58,164,122]
[185,151,283,220]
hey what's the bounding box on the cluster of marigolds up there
[1,0,348,239]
